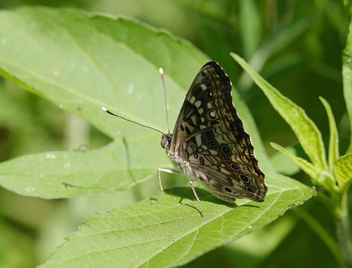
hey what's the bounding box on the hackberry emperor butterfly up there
[103,61,267,217]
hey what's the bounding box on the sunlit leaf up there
[0,139,172,198]
[319,97,339,174]
[270,143,319,180]
[0,7,273,197]
[342,19,352,153]
[334,153,352,192]
[40,173,315,268]
[270,145,300,176]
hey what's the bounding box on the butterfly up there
[103,61,267,217]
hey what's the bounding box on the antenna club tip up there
[102,107,107,112]
[159,68,164,75]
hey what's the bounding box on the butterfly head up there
[161,133,172,150]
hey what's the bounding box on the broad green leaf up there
[334,153,352,192]
[232,53,328,171]
[40,173,315,268]
[0,7,272,197]
[0,138,172,198]
[319,97,339,174]
[0,7,208,141]
[342,19,352,153]
[239,0,261,60]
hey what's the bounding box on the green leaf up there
[39,173,315,268]
[0,139,172,198]
[334,153,352,192]
[342,19,352,153]
[232,53,328,171]
[0,7,273,197]
[319,97,339,174]
[271,143,335,191]
[270,143,319,180]
[0,7,208,141]
[270,145,300,176]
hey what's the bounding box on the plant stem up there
[334,191,352,267]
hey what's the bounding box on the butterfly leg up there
[189,180,204,218]
[153,168,179,204]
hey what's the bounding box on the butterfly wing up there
[170,61,267,202]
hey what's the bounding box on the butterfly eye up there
[221,145,231,154]
[230,163,239,171]
[223,155,231,162]
[204,130,214,139]
[206,90,214,99]
[240,174,249,183]
[208,139,218,148]
[224,187,232,193]
[246,186,254,193]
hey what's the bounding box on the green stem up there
[334,191,352,267]
[292,207,345,267]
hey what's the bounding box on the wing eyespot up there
[246,186,254,193]
[203,130,214,139]
[220,144,231,154]
[224,187,232,193]
[240,174,250,183]
[208,111,216,119]
[230,163,240,171]
[223,155,231,162]
[206,90,214,99]
[208,139,218,148]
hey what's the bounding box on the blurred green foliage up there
[0,0,350,267]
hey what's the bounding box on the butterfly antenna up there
[159,68,171,134]
[102,107,164,135]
